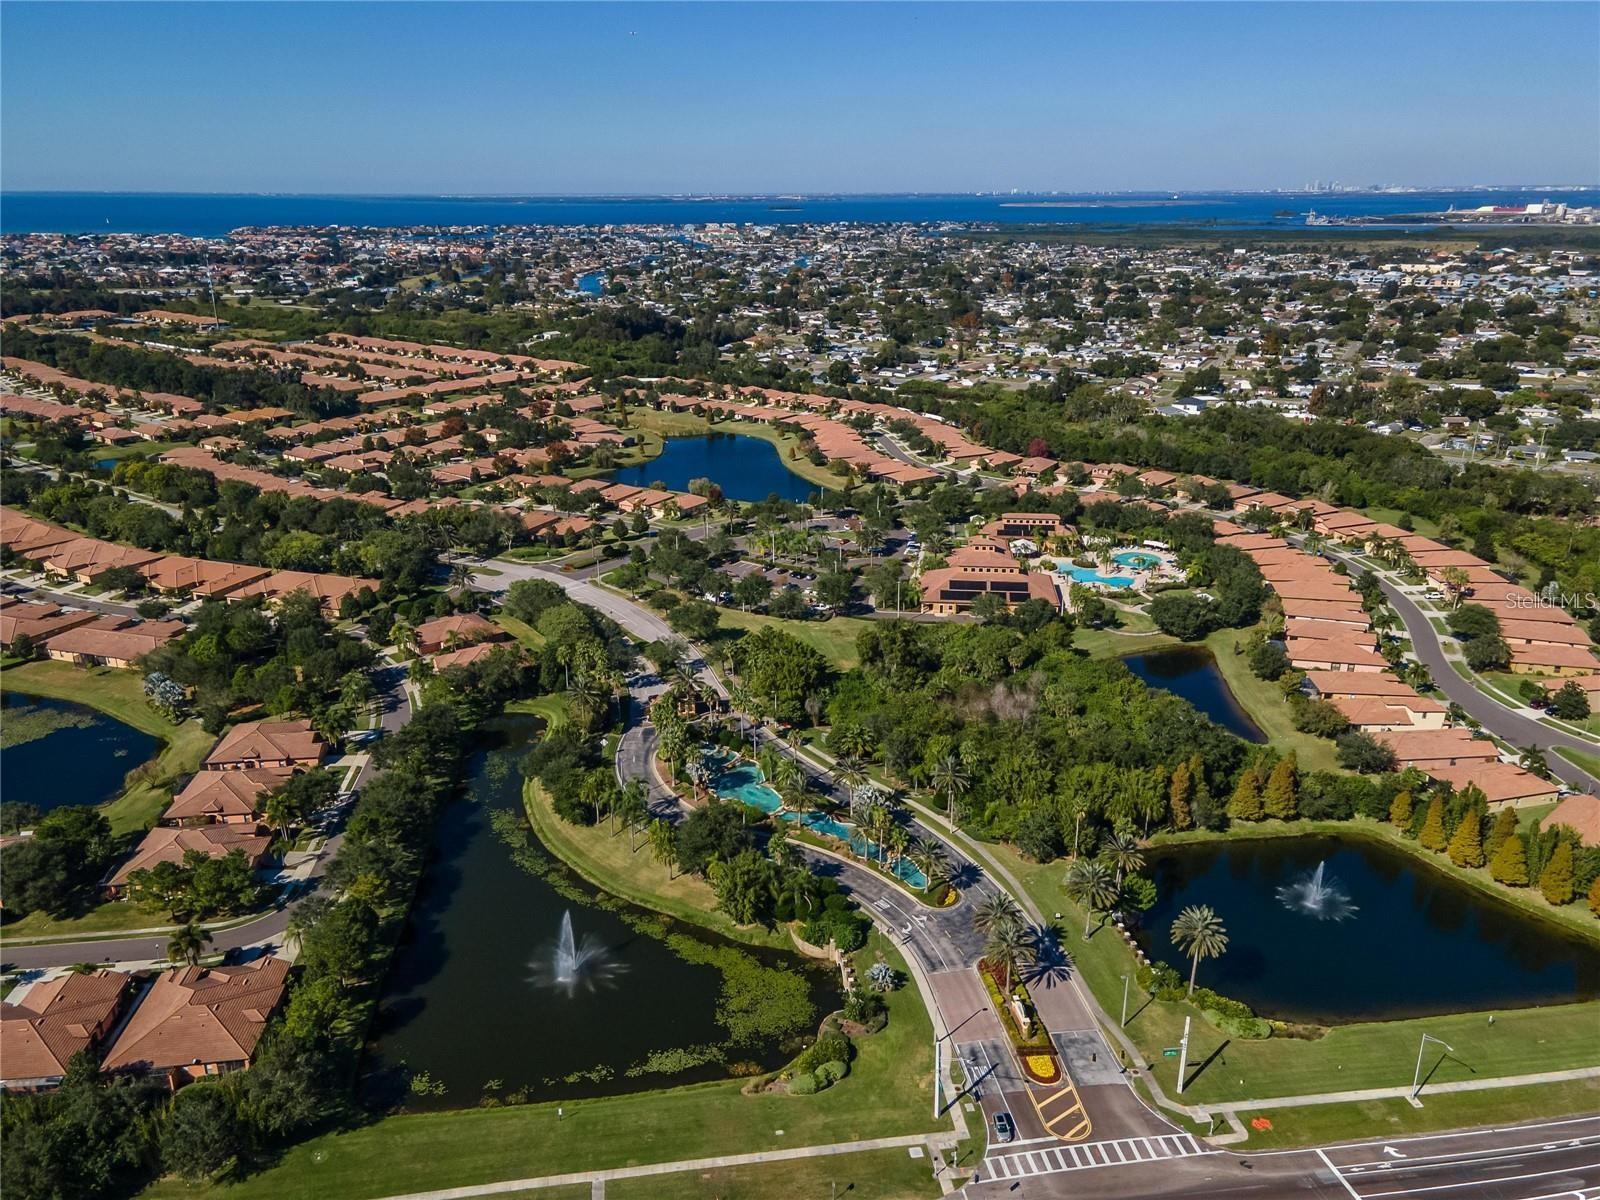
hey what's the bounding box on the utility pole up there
[1176,1016,1192,1094]
[933,1034,941,1118]
[1120,973,1130,1026]
[1411,1033,1454,1102]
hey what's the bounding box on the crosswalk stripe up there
[981,1133,1219,1183]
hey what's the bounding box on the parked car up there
[992,1111,1016,1144]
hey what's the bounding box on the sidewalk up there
[1197,1064,1600,1117]
[368,1132,959,1200]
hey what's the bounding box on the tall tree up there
[1227,766,1263,822]
[1490,833,1530,886]
[1261,754,1298,821]
[1539,841,1575,905]
[1446,812,1485,868]
[1170,904,1229,997]
[1418,796,1448,851]
[1064,858,1118,939]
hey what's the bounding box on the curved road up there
[1323,549,1600,797]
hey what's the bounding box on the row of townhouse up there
[0,506,377,622]
[2,956,290,1093]
[104,718,329,896]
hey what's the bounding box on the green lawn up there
[505,694,570,730]
[1556,745,1600,779]
[140,933,939,1200]
[991,839,1600,1113]
[715,609,872,671]
[1200,626,1341,773]
[1234,1076,1600,1150]
[605,1147,941,1199]
[493,613,547,648]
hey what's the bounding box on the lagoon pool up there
[1112,551,1162,570]
[1057,565,1135,589]
[708,756,928,889]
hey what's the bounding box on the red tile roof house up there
[1541,793,1600,845]
[412,612,504,657]
[919,565,1060,616]
[1430,763,1562,810]
[0,598,99,648]
[1327,693,1448,732]
[43,617,187,669]
[100,957,290,1088]
[40,537,163,586]
[980,513,1073,541]
[1,970,131,1092]
[203,719,326,771]
[137,556,271,598]
[104,824,273,898]
[432,640,514,673]
[162,767,292,827]
[225,571,378,617]
[1286,635,1390,673]
[1373,728,1502,771]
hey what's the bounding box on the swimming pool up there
[1113,551,1163,570]
[1057,565,1135,589]
[707,755,929,889]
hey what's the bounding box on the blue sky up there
[3,2,1595,193]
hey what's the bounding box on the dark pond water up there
[613,432,819,504]
[1136,836,1600,1023]
[0,691,160,818]
[365,716,838,1109]
[1122,647,1266,743]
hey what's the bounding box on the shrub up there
[816,1060,849,1085]
[788,1072,819,1095]
[1204,1008,1272,1040]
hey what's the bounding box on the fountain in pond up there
[1276,861,1358,922]
[532,910,622,995]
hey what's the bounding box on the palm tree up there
[647,818,678,879]
[930,754,970,818]
[984,921,1037,993]
[1104,832,1144,887]
[1170,905,1229,997]
[908,837,950,893]
[971,893,1023,940]
[832,753,868,791]
[886,823,911,873]
[616,781,649,848]
[447,560,476,595]
[1064,859,1118,939]
[167,921,212,967]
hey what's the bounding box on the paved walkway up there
[366,1132,956,1200]
[1197,1063,1600,1117]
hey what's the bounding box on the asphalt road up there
[962,1113,1600,1199]
[1332,553,1600,796]
[1,662,412,972]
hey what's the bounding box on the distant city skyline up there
[3,2,1596,195]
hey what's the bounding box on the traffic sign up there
[1162,1048,1180,1057]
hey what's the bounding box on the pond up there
[576,270,604,296]
[0,691,160,819]
[364,717,840,1110]
[1121,647,1266,743]
[612,432,819,504]
[1135,836,1600,1023]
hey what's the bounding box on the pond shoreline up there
[1151,818,1600,948]
[1137,828,1600,1024]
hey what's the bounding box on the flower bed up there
[1020,1052,1062,1085]
[978,957,1054,1053]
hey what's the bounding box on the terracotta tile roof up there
[1,970,128,1085]
[1541,793,1600,845]
[107,823,271,888]
[101,957,289,1074]
[205,719,325,769]
[164,768,291,824]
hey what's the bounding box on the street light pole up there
[1411,1033,1454,1102]
[1120,973,1130,1026]
[1175,1016,1192,1094]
